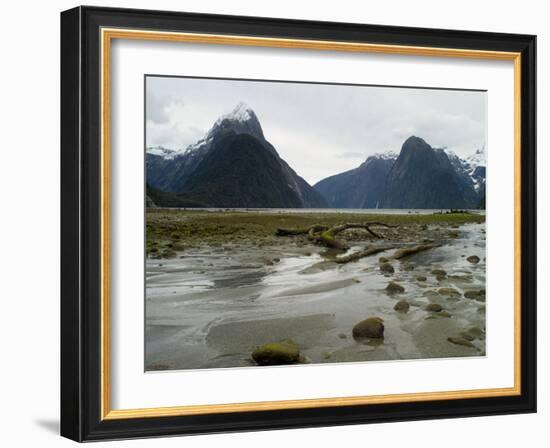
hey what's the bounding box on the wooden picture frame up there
[61,5,536,441]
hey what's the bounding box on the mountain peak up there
[209,102,264,141]
[225,102,254,121]
[402,135,429,149]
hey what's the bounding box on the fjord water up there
[179,208,486,215]
[145,211,486,371]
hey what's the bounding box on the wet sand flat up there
[145,210,486,371]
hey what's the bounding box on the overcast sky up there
[146,76,486,185]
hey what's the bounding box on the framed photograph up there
[60,6,536,441]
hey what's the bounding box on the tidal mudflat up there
[145,209,486,371]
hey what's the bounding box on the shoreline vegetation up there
[146,208,485,258]
[145,209,486,370]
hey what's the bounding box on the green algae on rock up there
[251,339,302,366]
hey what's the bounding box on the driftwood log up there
[275,222,441,264]
[275,222,400,262]
[276,222,397,251]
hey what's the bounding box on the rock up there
[352,317,384,339]
[380,262,395,274]
[459,332,475,341]
[447,274,473,283]
[437,287,462,298]
[465,327,485,339]
[467,255,480,264]
[448,231,460,238]
[439,311,452,318]
[403,263,415,271]
[416,275,427,281]
[431,269,447,277]
[425,303,443,312]
[251,339,302,366]
[464,289,486,301]
[338,333,347,339]
[379,257,389,263]
[394,300,410,313]
[385,281,405,294]
[447,336,476,348]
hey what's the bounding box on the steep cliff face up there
[146,103,326,208]
[382,136,478,209]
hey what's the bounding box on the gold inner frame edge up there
[100,27,522,421]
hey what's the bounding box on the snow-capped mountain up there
[444,147,486,195]
[145,146,179,159]
[314,140,485,209]
[369,150,398,161]
[146,103,327,208]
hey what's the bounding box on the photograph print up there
[145,75,487,371]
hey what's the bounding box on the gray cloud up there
[146,76,486,184]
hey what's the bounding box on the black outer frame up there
[60,5,537,442]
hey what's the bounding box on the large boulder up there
[352,317,385,339]
[251,339,302,366]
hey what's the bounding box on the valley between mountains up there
[146,103,486,210]
[145,103,486,370]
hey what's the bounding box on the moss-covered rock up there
[352,317,384,339]
[467,255,480,264]
[385,281,405,294]
[431,269,447,277]
[251,339,302,366]
[416,275,427,282]
[394,299,410,313]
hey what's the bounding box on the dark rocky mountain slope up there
[382,136,478,209]
[146,103,326,208]
[314,153,396,208]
